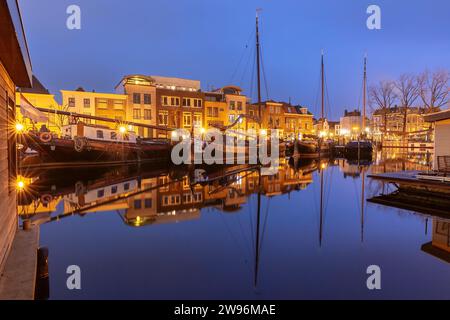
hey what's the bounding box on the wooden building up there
[0,0,32,273]
[424,109,450,170]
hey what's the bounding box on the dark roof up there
[18,75,49,94]
[424,109,450,122]
[0,0,32,87]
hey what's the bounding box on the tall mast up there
[362,54,367,134]
[256,10,262,121]
[254,169,262,287]
[319,166,324,247]
[321,50,325,122]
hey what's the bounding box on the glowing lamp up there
[15,123,24,132]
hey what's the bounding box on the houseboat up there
[22,122,171,165]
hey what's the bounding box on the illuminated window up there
[68,97,75,107]
[143,94,151,105]
[158,111,168,125]
[133,109,141,119]
[83,98,90,108]
[144,109,151,120]
[133,93,141,104]
[183,113,192,128]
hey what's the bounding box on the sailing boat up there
[345,55,373,159]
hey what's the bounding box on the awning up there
[19,94,48,123]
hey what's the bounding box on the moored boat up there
[22,122,171,165]
[344,140,373,159]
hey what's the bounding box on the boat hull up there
[22,133,171,164]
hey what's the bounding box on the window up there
[144,94,151,105]
[182,98,191,107]
[228,114,235,124]
[133,93,141,104]
[134,199,142,209]
[97,99,108,109]
[229,101,235,110]
[110,132,117,140]
[144,198,152,208]
[207,107,218,117]
[237,101,242,111]
[133,109,141,119]
[113,100,124,109]
[111,186,118,194]
[158,111,168,125]
[97,189,105,198]
[124,183,130,191]
[183,113,192,128]
[68,97,75,107]
[162,96,179,106]
[83,98,90,108]
[96,130,104,139]
[144,109,151,120]
[193,113,202,128]
[193,99,202,107]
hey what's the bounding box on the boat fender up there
[40,194,53,205]
[39,132,52,143]
[74,136,86,152]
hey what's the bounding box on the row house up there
[116,75,204,138]
[115,75,156,138]
[252,101,314,138]
[61,88,127,128]
[371,106,431,140]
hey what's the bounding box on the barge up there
[21,122,171,165]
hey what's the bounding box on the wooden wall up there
[0,62,17,273]
[434,119,450,170]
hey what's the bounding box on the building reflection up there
[422,218,450,263]
[17,159,316,227]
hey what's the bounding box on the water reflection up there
[17,152,450,299]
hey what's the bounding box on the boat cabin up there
[62,122,137,143]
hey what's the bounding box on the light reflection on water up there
[18,151,450,299]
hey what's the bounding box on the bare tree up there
[369,80,397,138]
[418,69,449,113]
[395,74,420,135]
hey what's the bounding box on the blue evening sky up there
[19,0,450,120]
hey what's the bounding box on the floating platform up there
[368,171,450,195]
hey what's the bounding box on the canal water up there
[18,151,450,299]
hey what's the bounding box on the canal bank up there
[0,226,39,300]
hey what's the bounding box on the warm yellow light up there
[15,123,24,132]
[260,129,267,136]
[321,163,327,169]
[119,126,127,134]
[365,127,371,133]
[127,125,133,131]
[319,131,327,138]
[200,127,206,134]
[17,179,25,190]
[352,126,359,131]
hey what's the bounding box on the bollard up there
[23,219,32,231]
